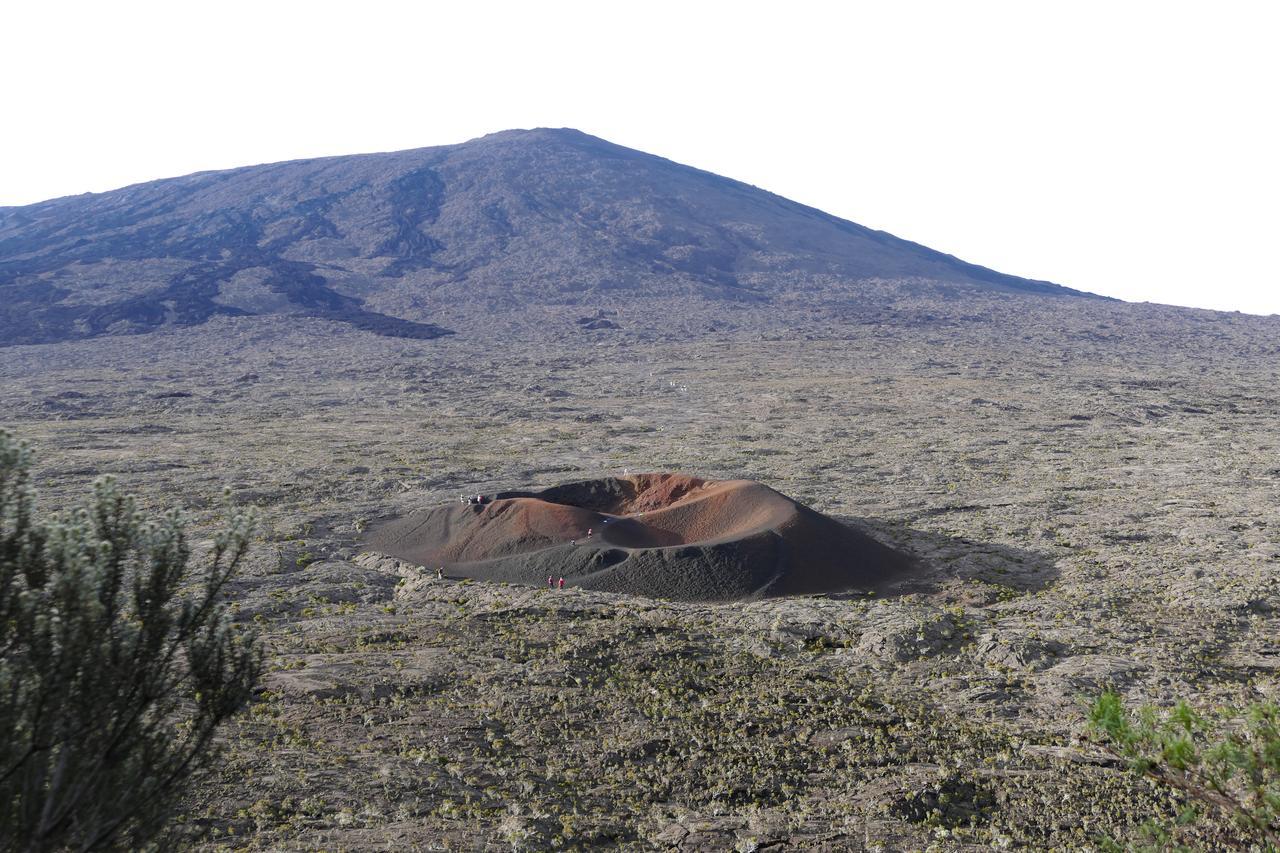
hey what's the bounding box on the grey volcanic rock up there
[0,128,1093,346]
[367,473,912,601]
[4,279,1279,848]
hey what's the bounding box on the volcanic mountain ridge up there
[0,128,1096,346]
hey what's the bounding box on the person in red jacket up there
[557,577,565,590]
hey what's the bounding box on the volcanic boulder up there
[367,473,911,601]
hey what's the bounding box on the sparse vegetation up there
[1,284,1277,848]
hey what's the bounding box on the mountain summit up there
[0,128,1089,346]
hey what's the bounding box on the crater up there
[367,473,913,602]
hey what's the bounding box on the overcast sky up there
[3,1,1277,314]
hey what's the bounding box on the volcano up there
[0,128,1095,347]
[367,473,911,601]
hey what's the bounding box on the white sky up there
[3,1,1277,315]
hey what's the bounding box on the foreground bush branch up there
[0,430,263,851]
[1089,691,1280,851]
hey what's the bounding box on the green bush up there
[0,430,263,851]
[1089,691,1280,850]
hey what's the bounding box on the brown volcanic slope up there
[0,128,1097,346]
[367,473,911,601]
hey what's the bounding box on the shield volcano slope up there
[367,474,913,602]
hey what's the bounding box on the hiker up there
[547,575,554,588]
[437,567,444,580]
[557,577,565,590]
[586,527,593,538]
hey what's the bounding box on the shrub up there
[0,430,263,851]
[1089,690,1280,850]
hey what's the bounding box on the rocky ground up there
[2,287,1278,849]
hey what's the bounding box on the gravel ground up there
[2,287,1277,849]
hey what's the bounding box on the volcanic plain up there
[3,288,1278,850]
